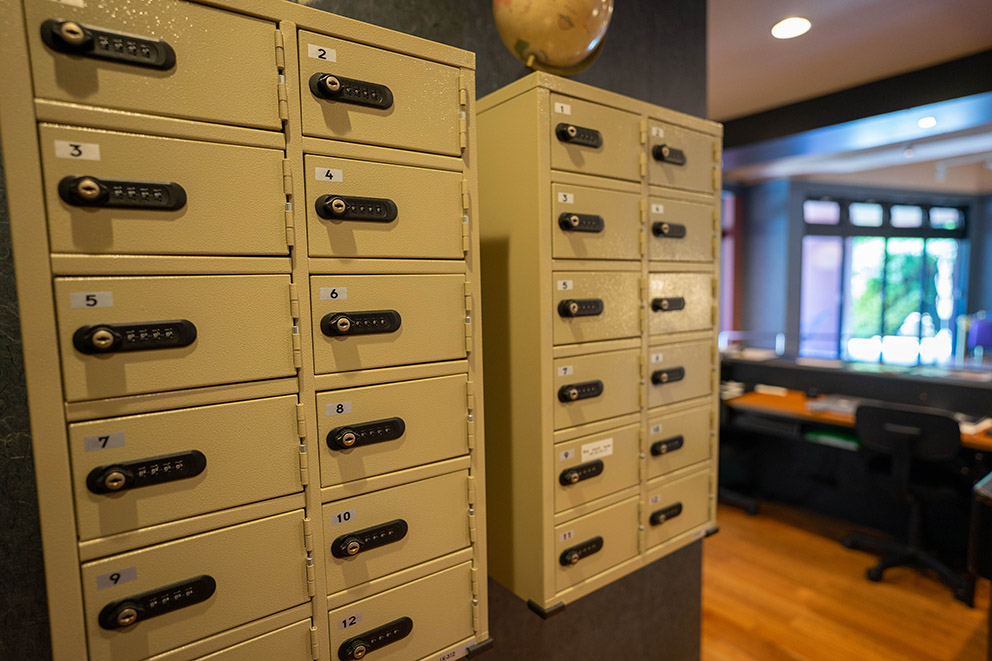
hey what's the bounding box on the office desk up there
[725,390,992,453]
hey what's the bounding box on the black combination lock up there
[651,367,685,386]
[649,503,684,526]
[73,320,197,355]
[558,212,604,233]
[651,297,686,313]
[315,195,397,222]
[332,519,408,558]
[558,298,604,318]
[555,123,603,148]
[310,73,394,110]
[652,222,687,239]
[41,19,176,70]
[321,311,402,337]
[650,435,684,456]
[98,575,215,630]
[558,380,604,403]
[339,617,413,661]
[87,450,206,495]
[560,536,604,566]
[59,176,187,211]
[652,144,687,166]
[559,459,604,486]
[328,417,406,451]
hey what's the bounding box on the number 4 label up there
[315,167,343,182]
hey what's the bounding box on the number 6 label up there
[320,287,348,301]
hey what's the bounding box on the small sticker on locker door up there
[651,127,665,138]
[559,448,576,462]
[650,424,663,436]
[70,291,113,308]
[97,566,137,590]
[557,192,574,204]
[50,0,86,6]
[651,203,665,215]
[84,432,125,452]
[581,437,613,460]
[315,167,343,182]
[320,287,348,301]
[337,612,362,630]
[330,509,356,525]
[438,644,471,661]
[326,401,353,416]
[557,280,573,291]
[649,494,662,505]
[557,365,573,377]
[559,529,574,542]
[308,44,337,61]
[55,140,100,161]
[554,102,572,115]
[651,352,664,363]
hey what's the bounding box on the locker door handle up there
[652,222,687,238]
[558,380,604,402]
[560,536,604,566]
[321,311,402,337]
[309,73,394,109]
[41,19,176,70]
[558,298,604,318]
[651,367,685,385]
[98,575,215,630]
[650,435,684,456]
[59,176,187,211]
[558,212,604,233]
[72,320,197,354]
[339,617,414,660]
[555,122,603,148]
[560,459,605,486]
[332,519,409,558]
[649,503,684,526]
[87,450,206,494]
[652,144,687,165]
[315,195,398,222]
[651,297,686,312]
[327,417,406,451]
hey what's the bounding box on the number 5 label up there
[70,291,114,308]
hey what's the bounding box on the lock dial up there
[41,19,176,70]
[559,459,605,486]
[558,380,604,403]
[331,519,408,558]
[652,222,687,239]
[72,320,197,355]
[558,298,604,318]
[338,617,414,660]
[650,435,685,456]
[555,122,603,148]
[309,73,394,109]
[315,195,398,222]
[98,575,215,630]
[59,176,187,210]
[651,367,686,385]
[651,297,686,313]
[559,536,604,566]
[652,144,687,165]
[327,417,406,451]
[649,503,684,526]
[320,310,402,337]
[558,212,604,233]
[86,450,206,494]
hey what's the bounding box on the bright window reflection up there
[930,207,962,230]
[850,202,882,227]
[891,205,923,228]
[803,199,840,225]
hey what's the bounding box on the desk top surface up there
[725,390,992,453]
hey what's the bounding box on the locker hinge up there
[467,476,478,543]
[298,442,310,486]
[282,159,294,196]
[309,626,320,660]
[640,151,647,178]
[639,118,647,145]
[274,29,286,70]
[470,561,482,631]
[296,402,307,438]
[277,76,289,122]
[712,166,721,192]
[637,502,646,553]
[459,111,468,151]
[639,227,647,257]
[303,516,314,552]
[289,282,301,319]
[306,555,316,597]
[292,325,303,368]
[283,160,295,247]
[462,216,471,253]
[461,179,471,211]
[639,450,647,482]
[466,379,476,411]
[459,70,470,107]
[285,208,295,247]
[467,411,476,451]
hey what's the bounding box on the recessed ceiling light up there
[917,116,937,129]
[771,17,812,39]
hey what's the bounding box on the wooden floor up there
[702,503,991,661]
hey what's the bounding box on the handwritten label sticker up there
[554,102,571,115]
[84,432,125,452]
[557,365,573,377]
[330,509,355,525]
[320,287,347,301]
[315,167,343,182]
[557,192,574,204]
[651,352,664,363]
[581,437,613,461]
[325,401,352,416]
[651,126,665,138]
[70,291,113,308]
[97,566,137,590]
[337,613,362,629]
[308,44,337,61]
[559,448,576,462]
[55,140,100,161]
[650,424,663,436]
[557,280,573,291]
[651,203,665,215]
[649,494,662,506]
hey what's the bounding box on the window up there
[720,190,736,333]
[800,199,967,365]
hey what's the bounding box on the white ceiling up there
[707,0,992,121]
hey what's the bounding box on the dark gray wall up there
[295,0,708,116]
[970,195,992,313]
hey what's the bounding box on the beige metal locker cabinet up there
[0,1,489,659]
[478,72,721,615]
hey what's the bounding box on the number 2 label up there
[308,44,337,62]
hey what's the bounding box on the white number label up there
[55,140,100,161]
[325,401,353,416]
[650,424,663,436]
[315,167,343,182]
[559,448,576,462]
[649,494,662,505]
[560,530,574,543]
[557,192,574,204]
[97,566,137,590]
[331,509,355,525]
[84,432,125,452]
[308,44,337,61]
[70,291,113,308]
[50,0,86,6]
[651,203,665,215]
[651,126,665,138]
[651,352,664,363]
[581,437,613,460]
[557,365,573,377]
[438,645,470,661]
[553,102,572,115]
[320,287,348,301]
[338,613,362,629]
[557,280,573,291]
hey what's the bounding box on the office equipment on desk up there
[841,404,975,605]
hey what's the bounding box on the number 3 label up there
[55,140,100,161]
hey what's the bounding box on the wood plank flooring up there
[703,503,990,661]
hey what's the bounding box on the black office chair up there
[841,403,975,605]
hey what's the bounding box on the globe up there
[493,0,614,75]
